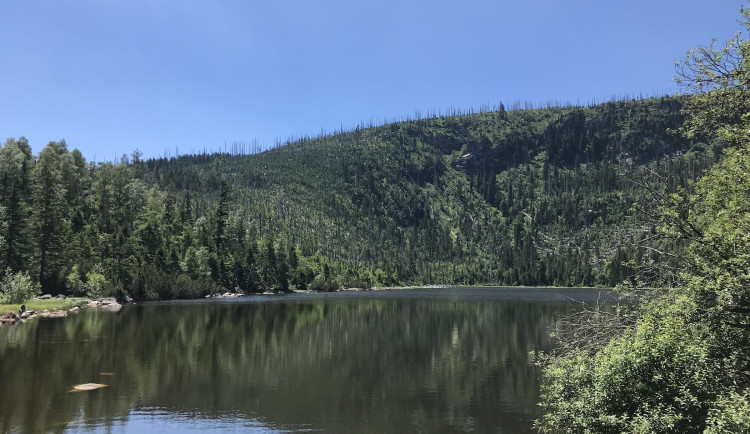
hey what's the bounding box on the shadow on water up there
[0,287,614,433]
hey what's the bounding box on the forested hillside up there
[140,96,717,287]
[0,96,720,300]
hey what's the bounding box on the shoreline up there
[342,284,611,291]
[0,297,123,327]
[1,284,619,324]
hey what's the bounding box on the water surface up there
[0,287,613,433]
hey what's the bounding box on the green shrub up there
[142,270,173,300]
[1,270,40,304]
[170,274,218,299]
[66,264,113,298]
[85,269,109,298]
[705,392,750,434]
[292,266,314,291]
[309,276,339,292]
[66,265,86,296]
[537,295,722,433]
[342,271,372,289]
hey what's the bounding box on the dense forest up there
[0,94,721,301]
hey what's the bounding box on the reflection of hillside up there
[0,294,582,433]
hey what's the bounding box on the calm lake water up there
[0,287,614,433]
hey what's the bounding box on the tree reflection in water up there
[0,288,608,433]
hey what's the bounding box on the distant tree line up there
[0,141,345,300]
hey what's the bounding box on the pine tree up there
[32,141,69,292]
[0,138,34,273]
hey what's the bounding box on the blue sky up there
[0,0,744,161]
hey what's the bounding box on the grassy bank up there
[0,298,90,316]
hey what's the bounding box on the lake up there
[0,287,614,433]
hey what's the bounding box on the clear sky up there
[0,0,745,161]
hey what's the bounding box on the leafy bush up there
[141,270,174,300]
[1,270,40,304]
[292,266,314,291]
[309,276,339,292]
[170,274,219,299]
[705,392,750,434]
[341,269,372,289]
[66,264,115,299]
[85,269,109,298]
[139,270,221,300]
[66,265,86,296]
[342,277,371,289]
[538,295,720,433]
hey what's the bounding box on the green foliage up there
[65,265,84,296]
[182,246,210,279]
[0,137,34,274]
[675,8,750,149]
[538,6,750,432]
[139,94,704,290]
[145,273,217,300]
[309,275,339,292]
[538,296,721,433]
[0,270,40,304]
[65,264,109,298]
[704,391,750,433]
[84,265,108,299]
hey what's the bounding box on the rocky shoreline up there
[206,292,244,298]
[0,286,459,326]
[0,297,123,327]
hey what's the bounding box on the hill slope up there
[0,96,721,300]
[139,96,718,289]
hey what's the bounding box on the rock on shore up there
[0,312,20,325]
[87,297,122,311]
[39,309,68,318]
[207,292,243,299]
